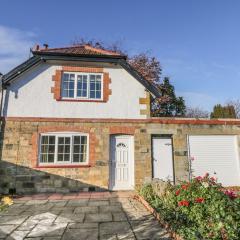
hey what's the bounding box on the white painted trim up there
[152,136,174,182]
[61,72,104,101]
[109,135,134,191]
[38,132,89,166]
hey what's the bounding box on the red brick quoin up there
[109,126,135,135]
[51,66,112,102]
[30,126,98,168]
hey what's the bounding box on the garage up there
[188,135,240,186]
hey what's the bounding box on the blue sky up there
[1,0,240,111]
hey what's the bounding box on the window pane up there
[49,145,55,154]
[81,136,87,144]
[90,91,95,99]
[42,136,48,145]
[62,89,68,98]
[73,135,87,163]
[49,136,55,144]
[61,73,75,98]
[80,154,86,162]
[77,75,88,97]
[65,145,70,153]
[58,137,64,144]
[96,91,101,99]
[40,154,48,163]
[74,136,80,144]
[40,135,56,163]
[89,74,102,99]
[65,137,70,144]
[48,154,54,163]
[58,154,63,162]
[58,145,64,153]
[41,145,48,153]
[57,136,71,162]
[73,154,80,162]
[74,145,80,153]
[64,154,70,162]
[81,145,87,153]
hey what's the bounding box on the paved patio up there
[0,192,171,240]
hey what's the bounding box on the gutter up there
[3,54,161,99]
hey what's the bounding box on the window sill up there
[35,164,91,168]
[57,98,106,103]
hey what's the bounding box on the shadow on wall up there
[0,117,108,194]
[2,64,51,117]
[0,160,107,194]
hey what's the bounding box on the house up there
[0,44,240,194]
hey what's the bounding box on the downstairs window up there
[39,133,89,165]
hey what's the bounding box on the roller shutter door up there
[188,135,240,186]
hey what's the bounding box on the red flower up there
[175,189,181,196]
[195,176,203,181]
[181,184,189,190]
[210,177,216,182]
[223,190,237,200]
[195,197,205,203]
[204,173,209,178]
[178,200,190,207]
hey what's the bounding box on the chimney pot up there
[43,44,49,50]
[33,44,40,51]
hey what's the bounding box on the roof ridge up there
[33,44,121,56]
[34,45,84,52]
[83,45,121,56]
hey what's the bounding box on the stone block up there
[85,213,112,223]
[22,182,35,188]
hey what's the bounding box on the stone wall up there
[1,118,240,194]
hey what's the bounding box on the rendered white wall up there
[3,62,148,119]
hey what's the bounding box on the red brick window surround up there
[31,126,98,168]
[51,66,112,102]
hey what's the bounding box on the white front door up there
[110,135,134,190]
[152,137,174,182]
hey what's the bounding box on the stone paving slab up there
[0,192,172,239]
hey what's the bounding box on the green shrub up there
[138,175,240,240]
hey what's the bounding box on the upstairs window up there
[61,72,103,100]
[39,133,89,165]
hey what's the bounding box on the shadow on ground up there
[0,193,172,240]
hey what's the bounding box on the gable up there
[3,53,160,98]
[2,61,151,119]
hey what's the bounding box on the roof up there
[32,44,126,58]
[2,45,161,98]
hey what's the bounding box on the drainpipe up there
[0,73,4,120]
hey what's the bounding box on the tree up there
[151,77,186,117]
[185,106,209,118]
[225,100,240,118]
[128,53,161,84]
[71,38,186,117]
[210,104,236,119]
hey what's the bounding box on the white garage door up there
[188,135,240,186]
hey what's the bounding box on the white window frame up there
[61,72,104,100]
[38,132,89,166]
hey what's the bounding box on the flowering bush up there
[138,174,240,239]
[0,196,13,212]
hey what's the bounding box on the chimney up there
[43,44,49,50]
[32,44,40,51]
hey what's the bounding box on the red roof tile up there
[32,44,123,57]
